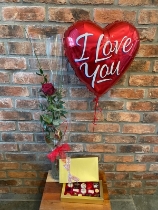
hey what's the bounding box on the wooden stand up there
[39,170,111,210]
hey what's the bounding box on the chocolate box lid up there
[59,157,99,183]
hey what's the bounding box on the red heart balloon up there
[64,20,140,97]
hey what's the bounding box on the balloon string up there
[93,96,102,132]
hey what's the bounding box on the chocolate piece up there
[68,183,73,188]
[88,189,94,194]
[81,188,86,194]
[93,182,99,188]
[73,188,79,192]
[95,189,99,193]
[81,183,86,189]
[73,182,80,189]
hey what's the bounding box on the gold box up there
[59,157,99,183]
[59,157,104,204]
[61,180,104,204]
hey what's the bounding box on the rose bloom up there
[41,83,55,96]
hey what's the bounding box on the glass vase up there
[51,156,59,180]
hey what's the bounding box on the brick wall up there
[0,0,158,196]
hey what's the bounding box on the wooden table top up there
[39,171,112,210]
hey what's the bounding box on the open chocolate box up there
[59,157,104,204]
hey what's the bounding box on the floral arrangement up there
[30,37,71,166]
[37,68,67,146]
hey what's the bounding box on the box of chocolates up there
[59,157,104,204]
[61,180,104,204]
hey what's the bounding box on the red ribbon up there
[47,143,70,162]
[93,96,102,132]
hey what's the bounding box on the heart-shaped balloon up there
[64,20,140,97]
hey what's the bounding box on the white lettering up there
[75,33,93,62]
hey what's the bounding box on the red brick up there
[106,112,140,122]
[130,189,157,195]
[99,164,115,171]
[0,143,18,151]
[13,72,43,84]
[8,171,37,178]
[119,145,150,153]
[126,101,153,111]
[21,163,50,171]
[153,146,158,153]
[105,135,136,144]
[145,181,158,187]
[153,61,158,72]
[70,133,102,143]
[88,123,120,133]
[122,124,155,134]
[27,25,65,39]
[116,164,146,171]
[5,153,36,162]
[48,7,90,22]
[0,0,20,1]
[138,10,158,24]
[0,98,13,108]
[138,27,157,42]
[143,113,158,123]
[2,6,45,21]
[0,57,26,70]
[119,0,152,6]
[110,88,145,99]
[129,75,158,86]
[24,179,45,187]
[19,143,49,152]
[0,171,6,178]
[16,99,39,109]
[0,25,24,38]
[93,100,124,110]
[23,0,66,3]
[69,0,113,4]
[0,187,10,193]
[0,162,19,170]
[0,42,5,54]
[29,58,60,71]
[71,111,104,121]
[148,88,158,98]
[104,155,134,163]
[132,173,158,180]
[70,88,93,98]
[70,123,87,132]
[94,9,136,24]
[8,41,46,56]
[128,60,150,72]
[0,153,4,161]
[113,181,142,188]
[137,45,158,57]
[86,144,116,153]
[0,122,16,131]
[105,172,129,180]
[0,72,9,83]
[0,111,32,120]
[18,122,41,132]
[0,179,22,186]
[139,135,158,144]
[136,155,158,162]
[2,133,33,142]
[11,187,39,194]
[108,189,127,195]
[70,144,83,152]
[67,100,88,110]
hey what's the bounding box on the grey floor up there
[0,193,158,210]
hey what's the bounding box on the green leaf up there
[36,72,42,76]
[39,68,43,74]
[42,114,52,124]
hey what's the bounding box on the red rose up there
[41,83,55,96]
